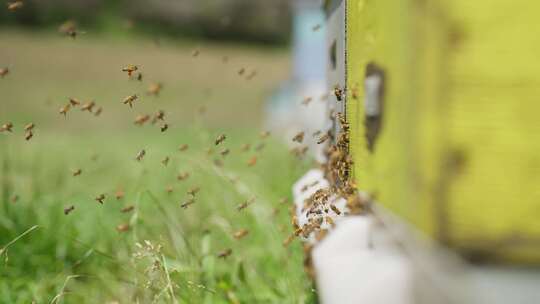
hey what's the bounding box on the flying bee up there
[160,123,169,132]
[217,248,232,259]
[233,229,249,240]
[110,189,122,201]
[134,114,150,126]
[7,0,23,11]
[237,67,245,76]
[0,67,9,78]
[64,205,75,215]
[81,101,95,112]
[152,110,165,124]
[135,149,146,161]
[69,98,81,107]
[215,134,226,145]
[237,197,255,211]
[134,73,143,81]
[178,144,189,152]
[259,131,270,139]
[187,186,200,196]
[330,204,342,215]
[312,24,322,31]
[333,85,344,101]
[161,156,169,166]
[24,131,34,141]
[247,156,257,167]
[122,64,138,77]
[95,194,106,204]
[94,107,103,117]
[59,104,71,116]
[177,172,190,181]
[166,186,174,194]
[240,143,250,152]
[72,168,82,176]
[279,197,289,205]
[220,148,230,156]
[292,131,305,143]
[255,143,265,151]
[116,223,130,233]
[123,94,138,108]
[301,97,313,106]
[213,159,223,167]
[317,133,330,144]
[10,195,18,203]
[0,122,13,132]
[180,198,195,209]
[121,205,134,213]
[246,70,257,80]
[147,82,162,96]
[192,49,200,57]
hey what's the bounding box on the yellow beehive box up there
[328,0,540,263]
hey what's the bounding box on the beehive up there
[326,0,540,263]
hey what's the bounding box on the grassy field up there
[0,30,315,303]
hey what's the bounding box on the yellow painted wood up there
[344,0,540,263]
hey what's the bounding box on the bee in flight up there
[121,205,134,213]
[217,248,232,259]
[7,0,23,11]
[94,107,103,117]
[122,64,138,77]
[161,156,170,166]
[69,98,81,107]
[178,144,189,152]
[152,110,165,124]
[215,134,226,145]
[246,70,257,80]
[0,122,13,132]
[64,205,75,215]
[180,198,195,209]
[233,229,249,240]
[192,49,200,57]
[135,149,146,161]
[123,94,138,108]
[237,67,245,76]
[95,194,106,204]
[301,97,313,106]
[24,131,33,141]
[220,148,230,157]
[177,172,190,181]
[115,189,125,200]
[247,156,257,167]
[292,131,305,143]
[160,123,169,132]
[134,114,150,126]
[116,223,130,233]
[312,24,322,31]
[72,168,82,176]
[187,186,200,196]
[147,82,163,96]
[58,20,84,38]
[237,197,255,211]
[81,100,96,112]
[59,104,71,116]
[0,67,9,77]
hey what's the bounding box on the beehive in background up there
[325,0,540,263]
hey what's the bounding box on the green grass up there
[0,30,316,303]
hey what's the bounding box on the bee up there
[214,134,226,145]
[240,143,250,152]
[247,156,257,167]
[69,98,81,107]
[10,195,19,203]
[21,132,32,142]
[259,131,270,139]
[121,205,134,213]
[95,194,106,204]
[246,70,257,80]
[220,148,230,156]
[152,110,165,124]
[0,67,9,78]
[122,64,138,77]
[72,168,82,176]
[94,107,103,117]
[0,122,13,132]
[255,143,265,151]
[333,85,344,101]
[292,131,305,143]
[301,97,313,106]
[312,24,322,31]
[233,229,249,240]
[180,198,195,209]
[279,197,289,205]
[147,82,162,96]
[59,104,71,116]
[64,205,75,215]
[7,0,23,11]
[178,144,189,152]
[237,67,245,76]
[330,204,342,215]
[135,149,146,161]
[177,172,190,181]
[58,20,83,38]
[317,133,330,144]
[115,189,125,200]
[160,123,168,132]
[123,94,138,108]
[192,49,200,57]
[81,101,96,112]
[136,73,143,82]
[187,186,200,196]
[161,156,170,166]
[213,159,224,167]
[217,248,232,259]
[166,186,174,194]
[237,197,255,211]
[116,223,130,233]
